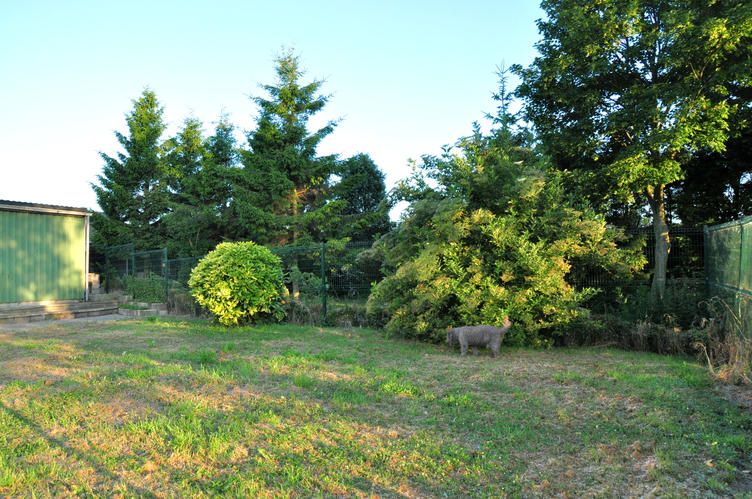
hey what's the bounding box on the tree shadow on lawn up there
[0,399,157,497]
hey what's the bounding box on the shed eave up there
[0,202,90,217]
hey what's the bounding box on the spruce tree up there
[233,50,339,246]
[232,50,340,299]
[92,89,169,249]
[164,116,237,256]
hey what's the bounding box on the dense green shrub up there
[189,241,285,326]
[124,274,167,303]
[367,128,644,346]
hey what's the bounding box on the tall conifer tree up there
[92,89,169,249]
[233,50,339,246]
[164,116,237,256]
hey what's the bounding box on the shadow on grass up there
[0,400,156,497]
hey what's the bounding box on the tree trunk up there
[647,184,670,302]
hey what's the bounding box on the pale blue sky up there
[0,0,543,211]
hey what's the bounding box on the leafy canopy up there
[512,0,752,299]
[513,0,750,204]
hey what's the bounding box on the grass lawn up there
[1,318,751,497]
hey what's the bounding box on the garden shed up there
[0,199,90,304]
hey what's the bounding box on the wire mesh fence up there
[97,226,708,325]
[268,241,381,325]
[164,256,202,315]
[99,241,383,324]
[574,226,705,290]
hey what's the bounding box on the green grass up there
[1,318,751,496]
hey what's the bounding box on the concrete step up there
[0,300,120,324]
[46,304,120,320]
[0,312,47,323]
[118,308,158,317]
[90,291,128,303]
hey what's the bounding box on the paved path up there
[0,314,132,330]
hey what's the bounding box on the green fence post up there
[321,241,327,326]
[704,225,709,298]
[162,248,168,304]
[105,249,110,293]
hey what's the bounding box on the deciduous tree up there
[513,0,752,300]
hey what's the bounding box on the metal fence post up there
[105,249,110,293]
[321,241,327,326]
[704,225,710,297]
[162,248,169,303]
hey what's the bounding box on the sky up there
[0,0,543,214]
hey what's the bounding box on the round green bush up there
[189,241,286,326]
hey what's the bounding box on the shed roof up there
[0,199,91,216]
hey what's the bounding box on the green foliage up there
[118,302,149,310]
[513,0,752,297]
[232,50,341,245]
[188,242,285,326]
[333,153,391,241]
[124,274,167,303]
[674,104,752,225]
[163,116,237,257]
[514,0,750,205]
[369,197,641,346]
[93,56,392,259]
[604,279,706,328]
[287,267,322,296]
[369,89,644,345]
[92,89,170,249]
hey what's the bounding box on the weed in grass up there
[293,374,316,390]
[439,392,477,409]
[172,349,218,366]
[331,386,370,405]
[379,379,421,398]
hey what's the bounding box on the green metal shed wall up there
[0,210,86,303]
